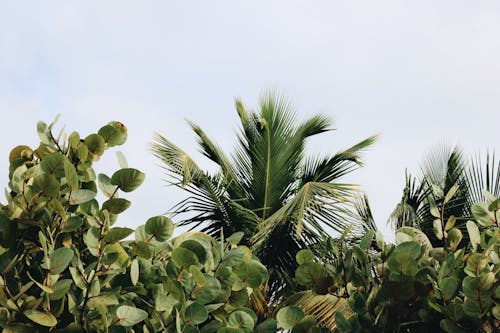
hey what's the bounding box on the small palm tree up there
[389,146,500,245]
[152,92,376,299]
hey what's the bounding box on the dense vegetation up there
[0,97,498,332]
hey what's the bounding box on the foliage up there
[390,146,500,247]
[0,118,273,332]
[152,93,376,298]
[295,186,500,332]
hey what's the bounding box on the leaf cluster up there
[295,187,500,332]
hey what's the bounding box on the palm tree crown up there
[152,93,376,297]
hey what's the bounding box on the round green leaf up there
[116,305,148,327]
[180,240,207,263]
[295,262,325,286]
[108,121,128,145]
[84,134,105,160]
[171,247,199,268]
[98,125,121,147]
[49,247,74,275]
[276,306,304,330]
[24,310,57,327]
[194,276,221,304]
[296,249,314,265]
[40,152,64,175]
[145,216,174,241]
[33,174,60,198]
[9,145,33,163]
[130,241,152,259]
[111,168,145,192]
[228,310,255,333]
[255,319,277,333]
[185,302,208,325]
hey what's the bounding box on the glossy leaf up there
[111,168,145,192]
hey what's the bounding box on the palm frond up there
[186,120,237,184]
[466,151,500,204]
[282,291,351,331]
[252,182,359,247]
[354,194,377,232]
[300,135,378,184]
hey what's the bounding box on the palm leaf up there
[282,291,351,331]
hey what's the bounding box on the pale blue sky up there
[1,1,499,241]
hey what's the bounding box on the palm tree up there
[389,146,500,245]
[152,92,376,300]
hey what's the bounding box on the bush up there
[0,118,273,332]
[296,187,500,332]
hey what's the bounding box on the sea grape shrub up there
[0,118,272,333]
[295,187,500,332]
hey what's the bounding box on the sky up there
[1,1,499,241]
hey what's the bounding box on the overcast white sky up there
[1,1,499,241]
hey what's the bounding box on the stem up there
[80,218,107,323]
[2,274,23,313]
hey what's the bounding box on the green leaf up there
[440,277,459,301]
[221,248,244,267]
[116,151,128,168]
[37,121,51,144]
[130,258,139,286]
[84,134,105,160]
[296,249,314,265]
[180,240,207,263]
[466,221,480,251]
[444,184,459,204]
[194,276,221,304]
[104,227,134,243]
[108,121,128,145]
[433,218,443,240]
[98,125,121,147]
[62,216,84,232]
[102,197,131,214]
[471,203,493,227]
[295,262,325,286]
[185,302,208,325]
[33,174,60,198]
[444,215,456,231]
[360,230,374,250]
[49,247,74,275]
[24,309,57,327]
[111,168,145,192]
[50,279,72,300]
[64,160,79,190]
[228,310,255,333]
[9,145,33,163]
[116,305,148,327]
[276,306,304,330]
[226,232,244,245]
[171,247,199,268]
[464,253,489,277]
[254,319,277,333]
[40,152,64,175]
[98,174,117,198]
[145,216,174,242]
[69,189,96,205]
[488,198,500,211]
[446,228,462,251]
